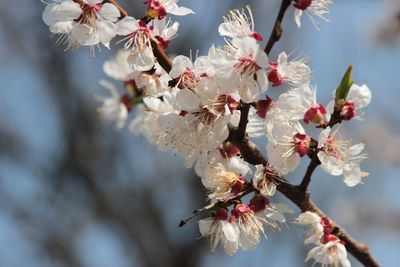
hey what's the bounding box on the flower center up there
[324,136,343,159]
[235,56,260,76]
[145,0,167,19]
[75,3,101,25]
[179,69,199,90]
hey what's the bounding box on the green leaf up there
[335,65,354,103]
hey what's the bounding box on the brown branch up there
[264,0,292,54]
[299,152,320,192]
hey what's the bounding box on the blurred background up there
[0,0,399,266]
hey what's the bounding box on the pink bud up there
[341,101,356,120]
[294,0,312,10]
[267,62,284,87]
[293,133,311,157]
[250,31,263,41]
[249,195,270,213]
[304,104,327,125]
[255,96,274,118]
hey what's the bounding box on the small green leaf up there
[335,65,354,103]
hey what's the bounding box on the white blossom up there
[306,238,351,267]
[317,127,368,186]
[198,210,240,255]
[265,118,309,175]
[43,0,120,54]
[296,211,324,244]
[252,165,277,196]
[145,0,194,19]
[96,80,129,129]
[268,52,311,87]
[200,163,245,202]
[293,0,333,29]
[218,6,263,41]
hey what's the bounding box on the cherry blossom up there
[198,209,240,255]
[265,118,310,175]
[296,211,324,245]
[268,52,311,87]
[306,236,351,267]
[218,6,263,42]
[43,0,120,54]
[201,163,245,202]
[145,0,194,20]
[293,0,333,29]
[96,80,131,129]
[317,127,368,186]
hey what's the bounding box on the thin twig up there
[264,0,292,54]
[299,152,320,192]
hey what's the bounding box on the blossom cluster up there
[42,0,371,266]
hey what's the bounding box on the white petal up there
[116,16,139,35]
[85,0,103,5]
[167,4,195,16]
[169,55,193,78]
[174,89,200,111]
[72,24,95,43]
[99,3,120,22]
[294,9,303,28]
[97,20,117,47]
[348,84,372,109]
[198,218,212,237]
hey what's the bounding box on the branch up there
[298,152,320,192]
[264,0,292,54]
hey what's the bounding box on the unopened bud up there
[293,133,311,157]
[294,0,312,10]
[255,96,274,118]
[267,62,284,87]
[249,195,270,213]
[304,104,326,125]
[340,101,356,120]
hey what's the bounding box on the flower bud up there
[255,96,274,118]
[340,101,356,120]
[293,133,311,157]
[249,195,270,213]
[304,104,327,125]
[267,62,284,87]
[294,0,312,10]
